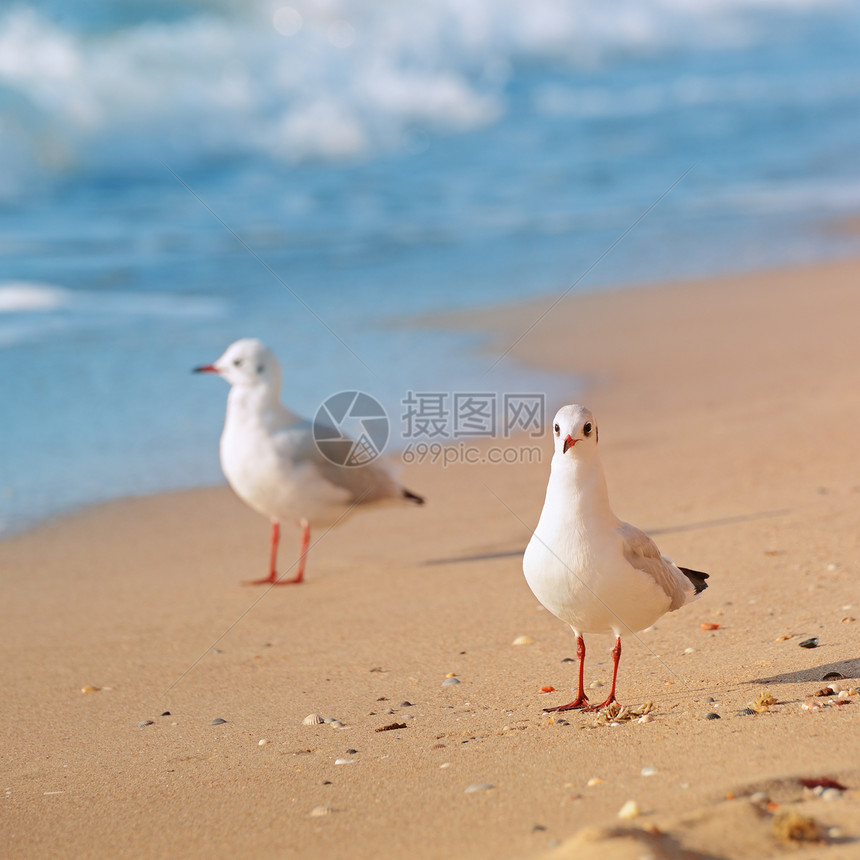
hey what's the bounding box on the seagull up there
[523,404,708,711]
[195,338,424,585]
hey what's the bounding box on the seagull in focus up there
[195,338,423,585]
[523,404,708,710]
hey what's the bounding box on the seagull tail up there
[402,489,425,505]
[679,566,709,595]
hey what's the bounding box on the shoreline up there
[2,258,859,858]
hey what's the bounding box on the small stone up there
[309,805,334,817]
[821,788,841,801]
[81,685,101,694]
[258,739,269,746]
[561,657,575,662]
[138,720,154,727]
[512,635,534,645]
[161,711,171,717]
[440,762,451,769]
[589,680,605,689]
[210,718,227,725]
[532,824,547,832]
[465,782,495,793]
[705,712,721,720]
[799,637,819,649]
[400,701,413,707]
[345,748,358,755]
[617,799,640,819]
[586,777,603,787]
[705,697,716,703]
[683,648,695,654]
[829,827,843,839]
[640,766,658,777]
[334,758,355,765]
[442,677,460,687]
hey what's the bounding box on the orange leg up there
[245,519,309,585]
[544,634,589,712]
[584,636,621,711]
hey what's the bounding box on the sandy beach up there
[2,259,859,858]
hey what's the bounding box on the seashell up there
[210,718,227,725]
[334,758,355,765]
[81,685,101,694]
[617,799,640,819]
[309,805,335,817]
[822,671,845,681]
[328,720,345,729]
[302,714,324,726]
[587,777,603,787]
[705,712,721,720]
[442,677,460,687]
[637,714,654,723]
[799,637,819,649]
[640,766,658,777]
[464,782,495,793]
[738,708,756,716]
[512,635,534,645]
[258,739,269,746]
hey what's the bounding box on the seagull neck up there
[226,383,279,423]
[551,455,612,519]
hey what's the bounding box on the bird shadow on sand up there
[748,658,860,685]
[422,508,792,566]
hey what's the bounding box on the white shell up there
[309,805,335,817]
[302,713,324,726]
[617,799,640,819]
[464,782,495,793]
[512,635,534,645]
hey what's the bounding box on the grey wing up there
[617,521,697,611]
[275,419,403,504]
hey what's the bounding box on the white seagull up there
[195,338,424,585]
[523,404,708,710]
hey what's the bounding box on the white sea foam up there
[0,0,844,184]
[0,281,225,347]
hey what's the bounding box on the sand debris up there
[375,722,407,732]
[749,691,778,713]
[512,635,534,645]
[81,685,101,694]
[593,701,653,727]
[465,782,495,793]
[771,810,822,842]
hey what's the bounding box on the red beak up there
[193,364,219,374]
[563,435,576,453]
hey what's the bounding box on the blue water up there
[2,0,860,534]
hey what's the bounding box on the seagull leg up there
[245,519,285,585]
[585,637,621,711]
[544,634,589,711]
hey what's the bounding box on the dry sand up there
[2,260,859,858]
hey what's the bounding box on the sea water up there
[2,0,860,533]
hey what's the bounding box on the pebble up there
[561,657,575,663]
[799,637,819,649]
[640,766,658,777]
[821,788,841,802]
[586,777,603,787]
[138,720,154,727]
[81,685,100,694]
[302,714,324,726]
[309,805,334,817]
[684,648,695,654]
[400,701,413,707]
[705,712,721,720]
[440,762,451,769]
[210,718,227,725]
[258,739,269,746]
[512,635,534,645]
[442,677,460,687]
[345,748,358,755]
[589,680,605,688]
[161,711,171,717]
[617,800,640,819]
[465,783,495,793]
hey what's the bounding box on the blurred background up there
[2,0,860,533]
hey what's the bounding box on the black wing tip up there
[403,489,425,505]
[679,566,710,595]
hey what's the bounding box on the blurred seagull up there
[195,338,423,585]
[523,404,708,710]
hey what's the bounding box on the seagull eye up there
[233,358,243,367]
[554,423,560,435]
[257,364,264,373]
[583,422,592,436]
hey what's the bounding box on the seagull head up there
[194,338,281,390]
[551,403,598,459]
